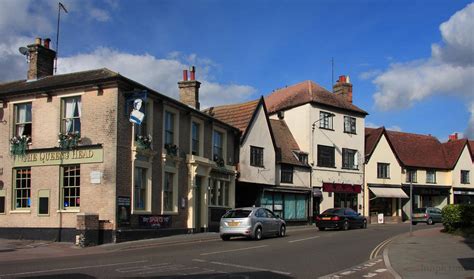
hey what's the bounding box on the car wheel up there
[279,225,286,237]
[221,235,230,241]
[427,218,434,225]
[412,221,417,225]
[318,227,326,231]
[254,226,263,240]
[361,219,367,229]
[343,220,349,231]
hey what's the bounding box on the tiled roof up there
[264,80,368,115]
[269,119,308,167]
[204,99,260,134]
[469,140,474,160]
[442,139,470,169]
[365,127,384,159]
[366,127,472,170]
[0,68,119,96]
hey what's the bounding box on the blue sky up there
[1,0,473,140]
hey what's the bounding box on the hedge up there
[442,204,474,232]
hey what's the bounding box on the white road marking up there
[209,261,291,275]
[192,259,206,263]
[138,265,195,275]
[340,270,355,275]
[200,245,267,256]
[363,272,377,278]
[375,268,387,273]
[288,236,320,243]
[116,263,170,273]
[0,260,148,277]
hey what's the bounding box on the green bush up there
[442,204,474,232]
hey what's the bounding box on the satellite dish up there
[19,47,29,56]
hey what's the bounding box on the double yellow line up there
[369,235,398,259]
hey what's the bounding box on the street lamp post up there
[410,181,413,236]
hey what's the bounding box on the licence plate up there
[322,217,331,220]
[227,222,240,227]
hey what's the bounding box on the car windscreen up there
[223,210,252,218]
[413,208,426,214]
[322,208,345,215]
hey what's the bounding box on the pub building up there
[0,38,239,244]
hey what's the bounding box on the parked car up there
[315,208,367,231]
[412,207,442,225]
[219,207,286,241]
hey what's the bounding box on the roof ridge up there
[208,98,259,110]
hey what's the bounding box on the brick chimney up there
[448,133,459,141]
[178,66,201,110]
[333,75,353,103]
[27,37,56,80]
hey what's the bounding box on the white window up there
[163,172,174,212]
[461,170,470,184]
[342,149,358,170]
[164,111,174,146]
[62,165,80,209]
[192,122,200,155]
[208,178,229,207]
[344,116,356,134]
[426,170,436,184]
[62,97,81,134]
[14,103,32,138]
[14,168,31,210]
[319,111,333,130]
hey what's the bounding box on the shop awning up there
[369,187,408,198]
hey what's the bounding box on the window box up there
[58,132,81,149]
[10,135,31,156]
[136,135,153,150]
[213,154,225,167]
[164,143,179,156]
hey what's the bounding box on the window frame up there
[164,111,175,146]
[13,167,31,210]
[250,146,264,167]
[61,96,82,134]
[61,165,80,210]
[461,170,470,184]
[13,102,32,139]
[208,178,229,207]
[133,166,148,211]
[406,169,417,183]
[191,121,200,156]
[343,116,357,134]
[426,169,437,184]
[212,127,226,162]
[280,164,294,184]
[317,145,335,168]
[342,148,358,170]
[319,111,334,130]
[377,163,390,179]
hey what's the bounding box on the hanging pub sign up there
[129,99,145,125]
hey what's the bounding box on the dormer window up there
[293,151,308,165]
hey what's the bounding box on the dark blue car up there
[315,208,367,231]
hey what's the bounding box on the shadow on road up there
[19,274,96,279]
[147,271,293,278]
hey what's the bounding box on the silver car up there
[219,207,286,241]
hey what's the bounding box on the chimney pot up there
[44,38,51,49]
[183,70,188,81]
[449,133,459,141]
[339,75,346,83]
[190,66,196,81]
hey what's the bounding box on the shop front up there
[401,185,450,220]
[453,188,474,205]
[322,183,361,212]
[368,185,408,223]
[259,187,311,223]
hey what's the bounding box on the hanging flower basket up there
[58,132,81,149]
[213,154,225,167]
[10,135,31,156]
[136,135,153,150]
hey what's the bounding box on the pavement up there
[1,225,473,278]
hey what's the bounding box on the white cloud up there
[56,48,255,108]
[372,3,474,139]
[365,122,402,132]
[359,69,381,80]
[89,8,111,22]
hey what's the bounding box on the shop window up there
[344,116,356,134]
[342,148,358,170]
[280,165,293,183]
[250,146,264,167]
[406,169,417,183]
[426,170,436,184]
[61,97,81,134]
[377,163,390,178]
[319,111,333,130]
[14,168,31,210]
[62,165,80,209]
[134,167,147,210]
[14,102,32,139]
[283,194,307,220]
[461,170,470,184]
[208,178,229,207]
[317,145,335,168]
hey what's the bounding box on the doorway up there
[194,175,202,231]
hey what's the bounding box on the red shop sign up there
[323,183,361,193]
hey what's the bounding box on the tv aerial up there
[18,46,30,63]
